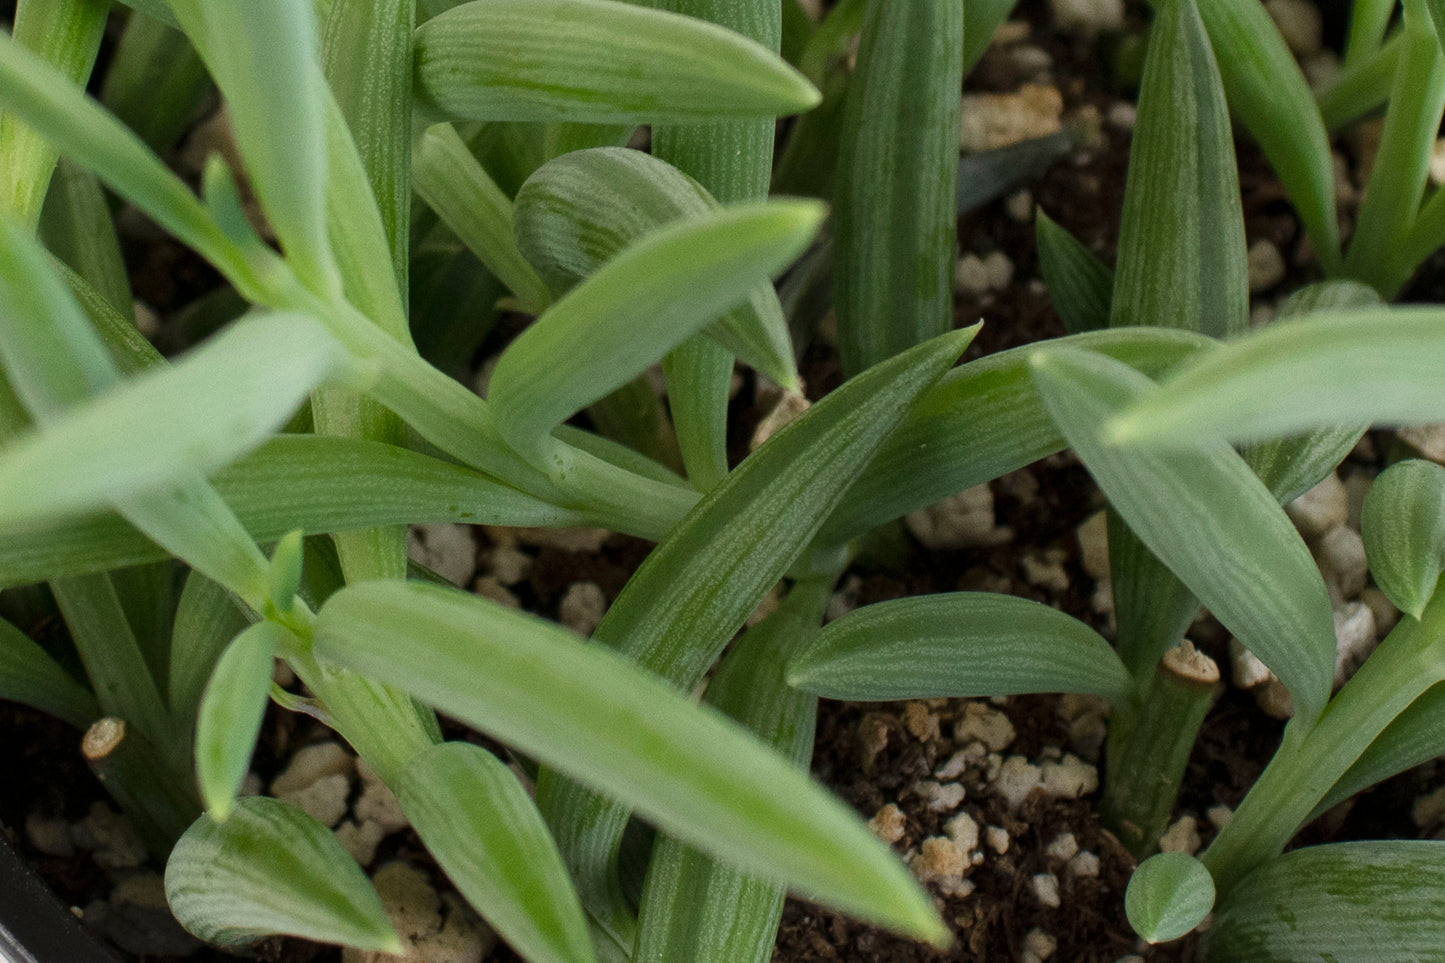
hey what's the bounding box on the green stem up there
[1201,577,1445,894]
[1101,644,1220,857]
[1346,0,1398,67]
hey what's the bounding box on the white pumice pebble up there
[1317,525,1368,601]
[558,581,606,636]
[407,524,477,586]
[271,741,353,796]
[1158,815,1201,855]
[1047,0,1124,37]
[1067,850,1101,878]
[868,803,907,844]
[959,85,1064,152]
[1285,473,1348,540]
[986,825,1011,855]
[1023,927,1058,962]
[1046,832,1079,862]
[906,485,1013,549]
[1030,872,1062,908]
[954,702,1017,751]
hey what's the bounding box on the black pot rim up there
[0,828,121,963]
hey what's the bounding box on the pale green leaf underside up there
[165,797,399,953]
[0,313,349,533]
[1031,348,1334,723]
[1312,677,1445,819]
[788,593,1132,702]
[1109,308,1445,446]
[1126,852,1214,944]
[168,569,250,739]
[396,741,595,963]
[1202,841,1445,961]
[414,0,820,124]
[1035,209,1111,335]
[312,580,947,946]
[195,621,282,820]
[489,199,822,464]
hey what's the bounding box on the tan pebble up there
[1005,190,1034,224]
[1030,872,1061,908]
[1413,787,1445,829]
[1247,239,1286,292]
[993,756,1043,809]
[356,761,410,834]
[406,524,477,586]
[1317,525,1368,602]
[513,526,611,553]
[1023,927,1058,962]
[1067,850,1100,878]
[1266,0,1323,55]
[1229,639,1274,690]
[271,741,354,796]
[915,780,966,813]
[986,826,1010,855]
[1333,602,1377,686]
[472,576,520,609]
[750,390,810,450]
[279,773,351,829]
[558,582,606,636]
[934,750,970,780]
[486,545,532,586]
[1048,0,1124,37]
[335,820,388,868]
[1039,754,1098,799]
[868,803,907,845]
[959,86,1064,152]
[1158,815,1201,855]
[1344,472,1371,532]
[954,702,1016,752]
[76,803,146,869]
[1286,473,1348,540]
[903,701,941,742]
[944,812,980,856]
[111,873,169,910]
[856,714,891,769]
[911,837,970,889]
[1361,587,1401,636]
[1045,832,1079,862]
[905,484,1012,550]
[1075,510,1110,581]
[1398,423,1445,465]
[25,812,73,857]
[1021,548,1070,593]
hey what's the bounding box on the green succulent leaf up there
[831,0,962,375]
[1035,209,1112,335]
[414,0,820,124]
[267,530,306,615]
[1196,0,1341,271]
[1362,460,1445,619]
[0,312,350,532]
[195,622,284,820]
[168,570,251,740]
[165,797,400,953]
[489,199,823,467]
[39,159,131,316]
[1108,308,1445,446]
[396,741,596,963]
[1202,841,1445,961]
[1126,852,1215,944]
[537,326,974,944]
[514,146,797,386]
[818,327,1213,547]
[1113,0,1247,339]
[0,614,98,729]
[788,593,1132,702]
[0,436,591,586]
[100,11,211,155]
[167,0,339,295]
[634,578,831,963]
[1312,680,1445,819]
[1031,348,1335,723]
[312,580,947,947]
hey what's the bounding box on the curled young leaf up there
[195,622,284,820]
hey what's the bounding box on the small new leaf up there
[1362,460,1445,619]
[165,797,399,953]
[267,530,305,616]
[1126,852,1214,944]
[195,622,284,820]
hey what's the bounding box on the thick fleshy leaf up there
[1112,0,1247,339]
[1036,209,1111,334]
[414,122,552,314]
[537,327,974,944]
[39,159,131,316]
[1311,679,1445,819]
[831,0,962,375]
[1031,348,1335,723]
[396,742,595,963]
[1362,460,1445,618]
[0,436,591,586]
[195,622,283,820]
[0,614,98,728]
[489,199,822,465]
[1108,308,1445,446]
[513,147,797,386]
[165,797,400,953]
[0,30,247,280]
[168,569,251,739]
[634,578,830,963]
[0,312,350,532]
[788,593,1132,702]
[313,581,948,946]
[167,0,338,293]
[100,12,211,154]
[1126,852,1214,944]
[1202,842,1445,961]
[1197,0,1341,271]
[414,0,820,124]
[818,327,1213,547]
